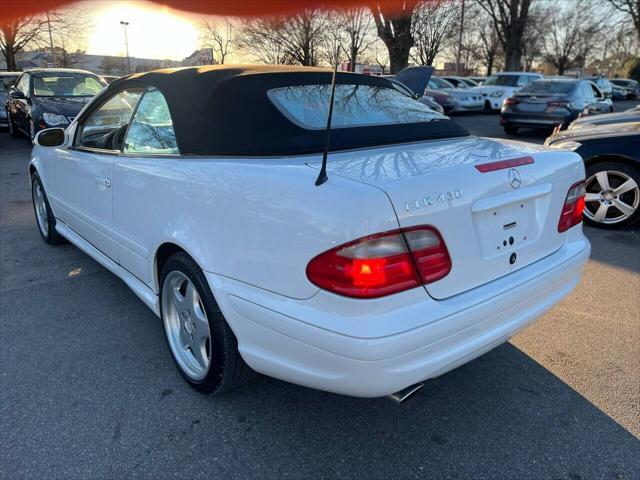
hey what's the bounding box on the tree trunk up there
[4,48,17,71]
[388,42,412,74]
[504,36,522,70]
[487,54,494,76]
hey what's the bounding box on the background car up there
[584,76,613,99]
[441,76,478,88]
[546,121,640,228]
[471,72,543,111]
[5,68,106,140]
[611,84,629,100]
[610,79,639,99]
[387,77,445,114]
[568,104,640,129]
[500,78,611,135]
[0,71,20,127]
[467,76,486,85]
[427,77,483,113]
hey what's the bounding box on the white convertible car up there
[29,66,590,400]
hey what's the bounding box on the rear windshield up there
[33,74,105,97]
[519,81,576,94]
[484,75,525,87]
[0,75,18,92]
[268,84,446,130]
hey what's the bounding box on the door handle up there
[95,176,111,188]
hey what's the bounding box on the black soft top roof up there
[102,65,468,156]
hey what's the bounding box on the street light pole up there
[120,21,131,74]
[455,0,466,76]
[46,11,56,68]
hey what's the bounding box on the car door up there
[113,86,180,285]
[51,87,144,262]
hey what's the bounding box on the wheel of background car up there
[7,110,20,138]
[30,173,66,245]
[584,162,640,229]
[160,252,255,393]
[504,125,518,135]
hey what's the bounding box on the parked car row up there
[2,68,113,141]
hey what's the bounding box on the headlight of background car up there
[42,112,69,126]
[489,90,505,98]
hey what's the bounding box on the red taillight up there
[558,181,586,232]
[306,226,451,298]
[475,156,534,173]
[504,97,518,106]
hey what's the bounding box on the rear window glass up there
[519,81,576,94]
[268,84,446,130]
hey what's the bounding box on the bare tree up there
[370,1,419,73]
[40,7,92,68]
[239,10,326,66]
[336,8,376,71]
[0,16,45,70]
[605,0,640,40]
[541,1,602,75]
[411,0,458,66]
[200,17,232,64]
[476,0,533,71]
[237,17,289,64]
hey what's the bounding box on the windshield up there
[33,74,105,97]
[0,75,18,92]
[268,84,446,130]
[483,75,523,87]
[519,81,576,95]
[428,77,455,89]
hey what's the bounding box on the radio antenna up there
[315,45,341,187]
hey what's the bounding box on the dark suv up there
[5,68,105,141]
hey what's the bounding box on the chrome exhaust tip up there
[388,382,424,404]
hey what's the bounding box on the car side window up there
[123,87,179,155]
[581,82,594,100]
[76,88,144,150]
[16,74,29,96]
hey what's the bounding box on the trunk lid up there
[512,93,569,113]
[316,136,584,299]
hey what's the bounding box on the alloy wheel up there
[584,170,639,225]
[161,271,212,381]
[32,180,49,237]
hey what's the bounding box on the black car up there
[568,104,640,130]
[545,122,640,228]
[5,68,105,140]
[500,79,610,135]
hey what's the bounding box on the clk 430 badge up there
[405,189,463,211]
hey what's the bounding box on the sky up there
[83,0,201,60]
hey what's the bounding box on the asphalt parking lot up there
[1,102,639,479]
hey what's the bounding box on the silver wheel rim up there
[584,170,639,225]
[32,180,49,237]
[161,271,211,381]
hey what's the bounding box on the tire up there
[503,124,519,135]
[160,252,255,393]
[7,110,20,138]
[31,173,66,244]
[583,162,640,229]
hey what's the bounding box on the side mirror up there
[413,92,421,100]
[9,89,25,99]
[35,128,66,148]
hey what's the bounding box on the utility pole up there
[46,11,56,68]
[455,0,466,76]
[120,21,131,74]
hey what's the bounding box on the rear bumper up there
[450,99,484,113]
[501,111,577,129]
[206,230,590,398]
